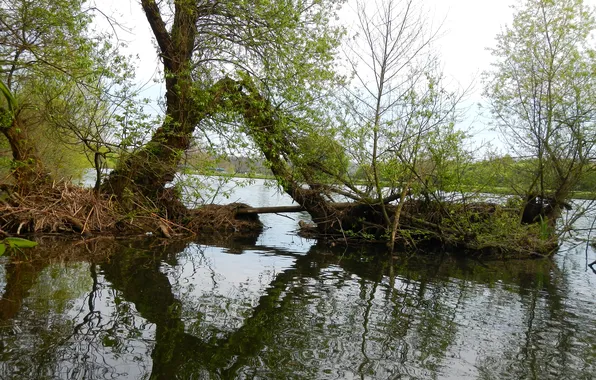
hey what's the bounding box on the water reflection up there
[0,235,594,379]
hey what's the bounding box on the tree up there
[0,0,85,187]
[41,43,154,191]
[102,0,346,211]
[0,0,563,255]
[339,0,466,247]
[484,0,596,225]
[0,0,134,191]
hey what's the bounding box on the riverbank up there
[0,179,564,260]
[0,181,263,239]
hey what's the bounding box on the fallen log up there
[235,205,306,214]
[235,203,354,215]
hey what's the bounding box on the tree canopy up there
[484,0,596,216]
[0,0,146,188]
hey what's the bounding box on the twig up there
[82,206,95,235]
[273,213,295,221]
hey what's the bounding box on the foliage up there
[291,132,350,184]
[0,236,37,256]
[98,0,348,205]
[0,0,589,258]
[462,155,596,196]
[0,0,148,186]
[193,0,347,178]
[335,0,469,249]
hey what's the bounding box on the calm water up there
[1,179,596,379]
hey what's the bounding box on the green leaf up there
[0,243,5,256]
[4,237,38,248]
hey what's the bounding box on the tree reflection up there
[474,257,591,379]
[0,238,595,379]
[0,260,46,322]
[0,239,154,379]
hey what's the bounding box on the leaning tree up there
[101,0,346,211]
[101,0,558,256]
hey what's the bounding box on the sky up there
[95,0,580,151]
[429,0,516,147]
[426,0,516,91]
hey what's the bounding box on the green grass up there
[455,185,596,200]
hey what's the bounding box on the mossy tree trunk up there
[0,112,49,193]
[217,77,338,233]
[102,0,201,205]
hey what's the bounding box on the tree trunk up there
[95,3,417,242]
[99,2,340,231]
[1,115,49,193]
[102,0,200,206]
[217,77,340,233]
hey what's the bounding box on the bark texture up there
[0,114,49,193]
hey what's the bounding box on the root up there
[297,198,557,258]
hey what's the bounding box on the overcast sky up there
[426,0,515,89]
[101,0,516,96]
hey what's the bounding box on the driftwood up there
[234,203,353,215]
[0,183,264,237]
[235,205,306,214]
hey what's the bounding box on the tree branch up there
[141,0,173,70]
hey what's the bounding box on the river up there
[0,178,595,379]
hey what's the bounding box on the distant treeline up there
[462,156,596,194]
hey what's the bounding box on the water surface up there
[1,180,595,379]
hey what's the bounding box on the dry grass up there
[186,202,263,233]
[0,182,263,238]
[0,180,118,235]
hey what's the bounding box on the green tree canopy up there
[484,0,596,212]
